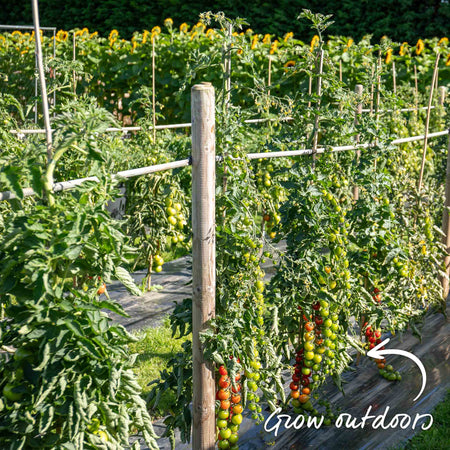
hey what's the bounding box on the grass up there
[128,317,190,416]
[397,389,450,449]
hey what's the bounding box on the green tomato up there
[218,440,230,449]
[229,433,239,444]
[3,384,22,402]
[220,428,232,440]
[304,341,314,352]
[218,410,229,420]
[232,414,243,425]
[302,367,311,376]
[217,419,228,429]
[305,351,315,360]
[313,354,322,364]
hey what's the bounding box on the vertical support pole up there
[191,82,216,450]
[52,28,56,110]
[414,64,419,111]
[392,61,397,94]
[32,0,52,163]
[353,85,363,201]
[312,49,324,165]
[339,60,342,83]
[72,31,76,94]
[152,37,156,142]
[267,56,272,96]
[418,53,440,191]
[442,133,450,300]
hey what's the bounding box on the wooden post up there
[369,65,374,114]
[307,65,313,110]
[191,82,216,450]
[339,60,342,83]
[442,133,450,300]
[353,85,363,201]
[418,53,441,191]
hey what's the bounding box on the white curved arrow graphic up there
[367,338,427,402]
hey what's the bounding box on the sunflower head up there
[284,60,296,68]
[438,37,449,47]
[399,42,408,56]
[415,39,425,55]
[310,35,319,53]
[284,32,294,43]
[251,35,258,50]
[263,34,271,45]
[270,40,279,55]
[385,48,393,64]
[179,23,189,33]
[164,18,173,28]
[446,53,450,67]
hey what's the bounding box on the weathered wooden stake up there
[353,85,363,201]
[418,53,441,191]
[191,82,216,450]
[442,133,450,300]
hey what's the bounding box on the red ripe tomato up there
[301,377,310,386]
[295,356,303,363]
[231,394,241,404]
[219,366,228,376]
[315,317,323,326]
[373,288,380,294]
[369,343,375,349]
[231,384,241,393]
[289,382,299,391]
[375,330,381,338]
[220,400,231,410]
[235,373,241,382]
[312,302,321,310]
[369,336,376,343]
[292,374,300,383]
[218,389,230,400]
[305,322,314,332]
[219,376,230,389]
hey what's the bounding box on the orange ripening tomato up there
[97,283,106,295]
[217,389,230,400]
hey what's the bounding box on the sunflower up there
[284,60,296,68]
[206,29,215,40]
[343,38,353,53]
[385,48,393,64]
[164,18,173,28]
[399,42,408,56]
[11,30,22,38]
[446,54,450,67]
[263,34,271,45]
[284,32,294,43]
[245,29,253,36]
[310,35,319,53]
[108,29,119,46]
[56,30,68,42]
[179,23,189,34]
[190,31,197,41]
[438,37,449,47]
[415,39,424,55]
[270,40,279,55]
[90,31,98,38]
[251,35,258,50]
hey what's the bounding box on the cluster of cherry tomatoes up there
[363,323,401,381]
[216,366,242,450]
